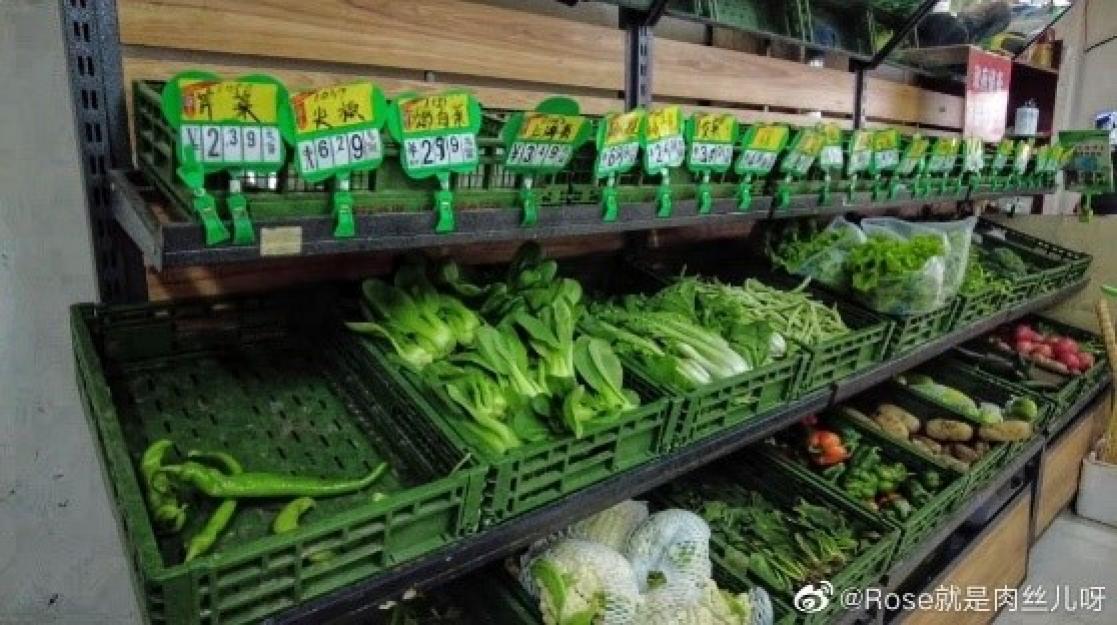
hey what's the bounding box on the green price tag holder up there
[278,81,389,238]
[594,109,645,222]
[161,71,289,246]
[962,138,987,197]
[501,97,591,227]
[926,137,962,198]
[897,134,930,199]
[734,125,788,212]
[816,123,845,206]
[870,129,902,202]
[775,128,823,210]
[386,90,483,234]
[1011,140,1034,192]
[988,140,1015,191]
[845,130,874,203]
[641,105,686,218]
[685,112,738,214]
[1059,131,1115,222]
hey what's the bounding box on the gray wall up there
[0,1,139,623]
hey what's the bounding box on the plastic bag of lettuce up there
[768,217,866,290]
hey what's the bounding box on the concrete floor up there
[993,512,1117,625]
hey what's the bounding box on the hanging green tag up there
[817,123,845,172]
[846,130,874,176]
[781,128,824,177]
[501,98,591,226]
[595,108,644,222]
[926,137,961,174]
[685,112,738,215]
[897,134,930,176]
[735,125,788,176]
[1013,140,1034,176]
[161,71,289,246]
[387,90,482,234]
[278,81,388,238]
[962,138,986,174]
[991,139,1015,172]
[871,129,901,173]
[686,112,738,172]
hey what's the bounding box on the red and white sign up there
[964,48,1013,142]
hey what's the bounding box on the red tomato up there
[815,431,842,450]
[1053,337,1079,356]
[814,445,849,466]
[1014,324,1035,342]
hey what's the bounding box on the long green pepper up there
[183,450,245,562]
[159,461,388,498]
[140,439,187,533]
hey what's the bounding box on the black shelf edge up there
[110,169,1046,271]
[265,278,1087,625]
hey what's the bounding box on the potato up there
[877,403,922,434]
[925,419,974,442]
[974,441,991,458]
[979,421,1033,443]
[873,412,912,440]
[950,443,980,463]
[911,435,943,455]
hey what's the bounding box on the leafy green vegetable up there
[845,233,946,315]
[767,221,862,289]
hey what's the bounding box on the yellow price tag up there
[873,130,899,151]
[604,110,644,146]
[933,138,959,155]
[908,137,929,158]
[518,112,585,143]
[852,131,873,151]
[798,131,824,156]
[181,80,279,124]
[694,113,735,142]
[820,123,843,145]
[291,83,376,134]
[645,106,682,141]
[401,93,472,133]
[751,126,788,151]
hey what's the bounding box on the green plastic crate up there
[71,294,484,625]
[951,288,1007,328]
[759,409,967,564]
[133,80,570,222]
[974,218,1093,301]
[660,463,897,625]
[956,315,1109,412]
[885,300,957,357]
[350,338,677,524]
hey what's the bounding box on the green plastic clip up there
[736,177,753,212]
[819,173,833,206]
[519,176,539,227]
[1080,193,1094,223]
[696,172,713,214]
[601,175,619,222]
[331,176,355,238]
[225,176,254,246]
[847,175,858,203]
[888,177,902,200]
[774,178,791,211]
[191,191,229,246]
[656,172,673,218]
[871,174,887,202]
[434,174,455,234]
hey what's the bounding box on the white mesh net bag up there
[637,578,759,625]
[522,538,641,625]
[568,499,649,552]
[624,509,712,599]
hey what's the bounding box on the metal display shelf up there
[264,278,1087,625]
[109,168,1054,270]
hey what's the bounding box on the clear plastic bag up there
[862,216,976,299]
[786,217,867,290]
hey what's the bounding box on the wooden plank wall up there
[116,0,966,300]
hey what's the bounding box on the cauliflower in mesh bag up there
[524,539,641,625]
[637,578,756,625]
[568,500,650,552]
[625,509,712,597]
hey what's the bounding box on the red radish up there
[1079,352,1096,369]
[1032,344,1053,359]
[1059,353,1081,371]
[1014,325,1036,342]
[1015,339,1035,354]
[1053,337,1079,356]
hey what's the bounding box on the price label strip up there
[774,128,823,209]
[500,97,592,226]
[387,90,482,233]
[871,129,903,201]
[642,106,686,217]
[1058,130,1115,220]
[734,124,789,211]
[161,71,289,245]
[594,109,645,222]
[685,112,739,214]
[898,135,931,197]
[279,81,388,238]
[845,130,874,201]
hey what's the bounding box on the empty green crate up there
[349,338,677,524]
[974,218,1092,301]
[660,463,897,625]
[71,294,484,625]
[759,410,967,564]
[885,301,957,356]
[133,80,569,222]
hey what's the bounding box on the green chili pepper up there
[272,497,316,534]
[160,461,388,498]
[141,439,187,533]
[183,449,244,563]
[1102,285,1117,297]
